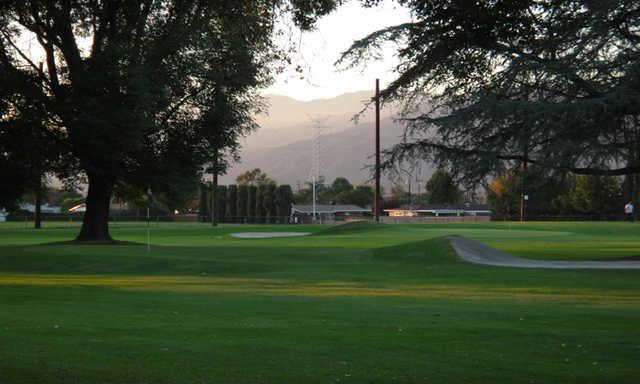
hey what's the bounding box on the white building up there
[18,203,62,214]
[291,204,371,223]
[385,203,491,217]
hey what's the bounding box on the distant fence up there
[0,214,299,229]
[1,213,635,229]
[493,214,631,222]
[381,216,491,224]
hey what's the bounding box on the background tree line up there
[293,177,373,208]
[487,167,627,220]
[385,167,629,220]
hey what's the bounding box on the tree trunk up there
[34,183,42,229]
[211,153,218,227]
[76,173,114,243]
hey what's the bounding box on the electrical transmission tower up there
[308,115,329,222]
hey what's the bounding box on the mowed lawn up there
[1,221,639,383]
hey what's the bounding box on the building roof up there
[18,203,62,213]
[385,203,491,213]
[292,204,369,214]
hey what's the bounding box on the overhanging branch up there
[396,140,640,176]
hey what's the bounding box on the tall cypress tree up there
[237,185,249,223]
[275,185,294,220]
[198,184,210,222]
[262,183,276,223]
[216,185,227,224]
[263,183,277,223]
[255,185,265,223]
[226,185,238,222]
[247,185,257,223]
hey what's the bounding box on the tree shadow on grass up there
[35,239,143,246]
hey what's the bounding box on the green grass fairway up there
[1,221,639,383]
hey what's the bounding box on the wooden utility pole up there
[374,79,381,222]
[519,160,527,223]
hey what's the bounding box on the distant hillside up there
[244,91,396,148]
[220,92,434,187]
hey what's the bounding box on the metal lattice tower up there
[308,115,329,222]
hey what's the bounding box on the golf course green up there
[1,221,639,383]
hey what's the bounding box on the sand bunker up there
[230,232,311,239]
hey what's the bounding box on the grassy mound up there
[2,222,640,382]
[371,237,458,265]
[313,220,387,236]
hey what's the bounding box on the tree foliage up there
[341,0,640,187]
[247,185,257,221]
[255,184,266,221]
[0,1,339,241]
[293,177,373,208]
[198,184,210,221]
[565,175,622,214]
[486,168,621,218]
[425,170,461,205]
[349,185,373,208]
[0,67,58,209]
[215,185,227,222]
[235,168,274,186]
[236,185,249,219]
[225,185,238,220]
[275,184,294,217]
[262,183,277,220]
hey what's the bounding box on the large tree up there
[0,62,60,227]
[235,168,274,186]
[424,170,461,205]
[0,1,339,242]
[565,175,622,215]
[341,0,640,191]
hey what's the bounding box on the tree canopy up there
[0,1,339,241]
[487,168,623,218]
[340,0,640,188]
[424,170,461,205]
[235,168,275,186]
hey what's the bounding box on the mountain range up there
[220,91,433,188]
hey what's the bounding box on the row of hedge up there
[198,184,294,222]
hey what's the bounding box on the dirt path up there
[448,235,640,269]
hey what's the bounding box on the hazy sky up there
[14,1,411,102]
[263,1,411,101]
